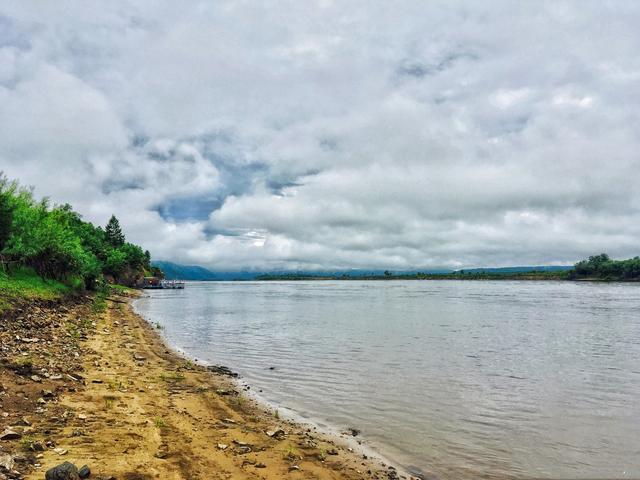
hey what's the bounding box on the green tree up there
[0,176,160,288]
[0,176,16,251]
[105,215,125,247]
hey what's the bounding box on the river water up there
[133,280,640,479]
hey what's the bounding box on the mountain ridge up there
[153,261,574,280]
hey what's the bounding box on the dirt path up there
[18,296,404,480]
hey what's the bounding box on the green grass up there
[159,371,186,383]
[0,267,72,312]
[109,283,132,293]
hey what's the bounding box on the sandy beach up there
[0,292,409,480]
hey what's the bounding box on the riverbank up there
[0,291,410,480]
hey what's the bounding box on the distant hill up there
[152,261,219,280]
[152,261,267,280]
[152,262,574,281]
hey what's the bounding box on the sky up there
[1,1,639,271]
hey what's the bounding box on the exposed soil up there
[1,293,413,480]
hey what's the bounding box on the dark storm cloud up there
[1,1,639,270]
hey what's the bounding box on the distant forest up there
[257,254,640,282]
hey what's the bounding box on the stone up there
[53,447,68,455]
[29,441,45,452]
[0,429,21,441]
[266,429,286,439]
[216,444,228,450]
[206,365,238,377]
[0,453,15,471]
[45,462,80,480]
[232,440,252,447]
[78,465,90,478]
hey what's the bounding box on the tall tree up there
[105,215,125,247]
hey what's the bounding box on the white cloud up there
[1,1,639,270]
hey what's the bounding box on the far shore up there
[0,291,415,480]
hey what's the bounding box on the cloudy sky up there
[1,1,639,270]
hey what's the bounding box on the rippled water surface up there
[133,281,640,478]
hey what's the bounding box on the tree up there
[105,215,125,247]
[0,183,14,251]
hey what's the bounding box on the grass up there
[109,284,132,294]
[107,378,125,391]
[91,288,108,313]
[318,448,327,461]
[180,360,194,370]
[282,444,300,461]
[19,435,35,451]
[13,356,33,368]
[159,371,186,383]
[154,417,166,428]
[0,267,72,312]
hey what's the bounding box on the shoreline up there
[0,292,417,480]
[130,295,418,480]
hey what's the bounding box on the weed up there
[154,417,166,428]
[103,397,115,409]
[19,436,35,451]
[66,322,80,339]
[282,444,300,461]
[108,378,125,391]
[14,356,33,368]
[159,371,185,383]
[318,448,327,461]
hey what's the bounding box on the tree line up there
[0,175,159,289]
[569,253,640,281]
